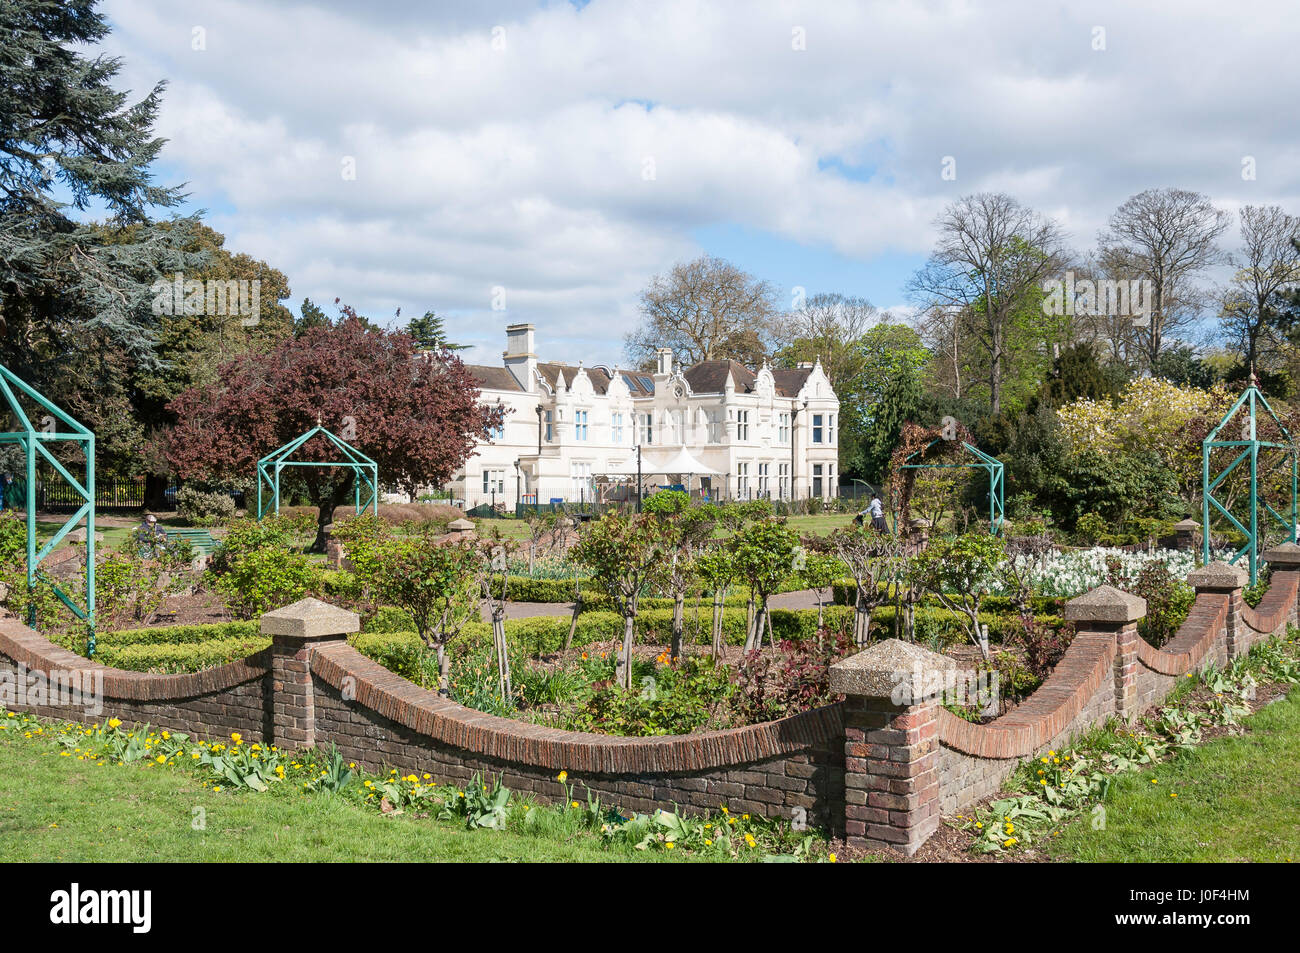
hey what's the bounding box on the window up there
[736,410,749,441]
[611,412,624,444]
[544,410,553,443]
[574,410,589,441]
[737,462,750,498]
[758,463,769,497]
[490,421,504,440]
[669,410,682,443]
[481,470,505,495]
[828,414,836,445]
[812,463,823,498]
[812,414,824,444]
[570,462,592,500]
[778,463,790,499]
[707,410,723,443]
[778,412,789,444]
[640,412,653,445]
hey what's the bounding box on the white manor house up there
[449,324,841,509]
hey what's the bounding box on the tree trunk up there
[311,472,356,553]
[617,613,635,689]
[670,591,685,662]
[144,474,170,513]
[563,586,582,652]
[710,590,724,661]
[493,610,512,700]
[854,594,871,647]
[436,642,451,696]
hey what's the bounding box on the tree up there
[0,0,199,363]
[855,323,930,480]
[407,310,465,351]
[625,255,778,368]
[729,518,799,652]
[294,298,331,336]
[371,533,481,695]
[166,308,502,550]
[1218,205,1300,376]
[571,511,672,689]
[908,194,1066,415]
[1098,188,1230,368]
[911,532,1006,660]
[694,544,735,661]
[643,490,717,662]
[828,525,902,646]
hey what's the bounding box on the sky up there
[94,0,1300,367]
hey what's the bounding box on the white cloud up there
[98,0,1300,364]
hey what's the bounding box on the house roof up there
[683,360,755,394]
[466,364,524,392]
[771,367,813,397]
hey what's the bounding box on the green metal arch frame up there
[0,363,96,653]
[256,426,379,520]
[900,438,1005,535]
[1202,382,1298,585]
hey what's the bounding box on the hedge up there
[94,636,271,673]
[91,604,1059,675]
[95,621,262,647]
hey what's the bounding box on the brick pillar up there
[1261,543,1300,627]
[261,597,360,749]
[1064,585,1147,723]
[829,639,955,856]
[1187,561,1247,660]
[1173,518,1199,551]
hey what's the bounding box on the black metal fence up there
[1,477,246,514]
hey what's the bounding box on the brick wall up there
[2,555,1296,852]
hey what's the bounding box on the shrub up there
[176,486,236,526]
[731,629,853,724]
[210,546,318,619]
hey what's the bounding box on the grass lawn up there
[0,740,696,863]
[1048,689,1300,862]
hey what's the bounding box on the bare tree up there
[908,193,1066,415]
[777,292,882,385]
[1218,205,1300,375]
[1098,188,1230,368]
[625,255,779,368]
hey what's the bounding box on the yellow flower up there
[828,853,837,863]
[571,801,580,809]
[665,842,675,850]
[231,732,242,744]
[108,718,121,729]
[557,771,568,783]
[155,755,166,764]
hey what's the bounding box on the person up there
[134,513,168,557]
[868,493,887,532]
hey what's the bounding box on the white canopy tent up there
[596,445,723,502]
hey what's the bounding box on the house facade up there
[451,323,840,509]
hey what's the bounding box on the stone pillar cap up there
[261,597,360,640]
[1173,518,1200,530]
[1262,542,1300,569]
[447,518,475,532]
[1186,560,1248,591]
[1064,584,1146,624]
[829,638,955,697]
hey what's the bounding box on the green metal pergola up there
[901,439,1005,535]
[0,364,96,652]
[256,426,379,519]
[1202,380,1297,585]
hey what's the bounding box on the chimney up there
[656,347,673,376]
[504,323,537,392]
